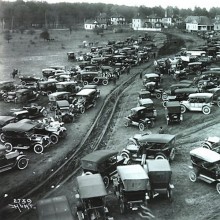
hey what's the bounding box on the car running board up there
[198,174,215,184]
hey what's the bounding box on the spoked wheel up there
[42,109,48,117]
[34,144,44,154]
[80,107,85,114]
[155,153,167,160]
[120,151,130,160]
[139,123,145,131]
[202,106,211,115]
[188,170,197,182]
[83,81,88,86]
[0,133,6,143]
[201,142,211,149]
[49,134,59,144]
[17,157,29,170]
[155,93,162,99]
[217,100,220,107]
[103,176,110,188]
[180,105,186,113]
[216,182,220,194]
[102,79,108,86]
[4,142,13,152]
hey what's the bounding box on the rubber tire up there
[216,182,220,194]
[49,134,59,144]
[83,81,88,86]
[189,170,197,182]
[217,101,220,107]
[0,133,6,143]
[4,142,13,152]
[202,142,212,149]
[180,105,186,113]
[80,107,85,114]
[120,151,130,159]
[162,93,168,100]
[93,77,99,84]
[102,79,108,86]
[34,144,44,154]
[17,157,29,170]
[42,109,48,117]
[103,176,110,188]
[156,93,162,99]
[202,106,211,115]
[163,101,167,107]
[21,81,26,86]
[139,123,145,131]
[155,153,167,160]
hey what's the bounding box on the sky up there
[21,0,219,10]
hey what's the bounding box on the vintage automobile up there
[56,81,81,95]
[0,81,15,100]
[138,90,151,100]
[19,75,41,86]
[81,150,125,188]
[180,93,213,115]
[113,164,149,214]
[137,98,156,112]
[143,73,160,88]
[78,71,99,85]
[173,69,188,81]
[37,195,74,220]
[185,62,204,75]
[207,87,220,107]
[48,91,71,111]
[11,103,48,120]
[18,118,67,144]
[144,159,174,201]
[165,101,183,125]
[200,136,220,153]
[42,68,56,79]
[67,51,76,61]
[37,79,57,95]
[124,107,155,131]
[0,116,16,141]
[121,133,176,162]
[0,145,29,173]
[162,87,199,107]
[189,147,220,194]
[75,174,113,220]
[3,88,39,104]
[83,84,100,98]
[72,89,99,114]
[55,100,75,123]
[1,122,50,154]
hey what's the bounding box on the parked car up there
[72,88,99,114]
[78,71,99,86]
[143,73,160,88]
[19,75,41,86]
[75,174,113,220]
[0,116,16,141]
[0,145,29,173]
[55,100,75,123]
[138,90,151,100]
[144,159,174,201]
[200,136,220,153]
[56,81,81,95]
[42,68,55,79]
[173,69,188,81]
[1,122,50,154]
[124,106,155,131]
[189,147,220,194]
[37,79,57,96]
[113,164,149,214]
[3,88,39,104]
[121,133,176,162]
[185,62,204,75]
[180,93,213,115]
[37,195,74,220]
[0,81,15,100]
[67,51,76,61]
[207,87,220,107]
[81,150,125,187]
[165,101,183,125]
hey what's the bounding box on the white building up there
[111,14,125,25]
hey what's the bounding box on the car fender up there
[121,148,130,155]
[16,154,29,163]
[128,137,138,146]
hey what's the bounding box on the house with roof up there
[84,20,99,30]
[185,16,213,32]
[145,14,163,28]
[214,15,220,31]
[110,14,126,25]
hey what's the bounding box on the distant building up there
[110,14,126,25]
[214,15,220,31]
[84,20,98,30]
[185,16,213,32]
[146,14,162,28]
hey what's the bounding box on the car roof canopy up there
[77,174,107,199]
[117,165,149,191]
[0,116,15,126]
[166,101,181,112]
[76,89,96,96]
[188,93,213,99]
[131,106,146,112]
[146,159,171,172]
[135,134,176,144]
[138,98,154,106]
[190,147,220,163]
[56,100,70,108]
[2,122,36,132]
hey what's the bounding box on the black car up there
[1,122,50,154]
[72,88,99,114]
[189,147,220,194]
[0,145,29,173]
[81,150,125,188]
[124,106,155,131]
[0,116,16,135]
[165,101,183,125]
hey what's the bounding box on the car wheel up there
[156,93,161,99]
[217,100,220,107]
[34,144,44,154]
[17,157,29,170]
[139,123,145,131]
[189,170,197,182]
[21,81,26,86]
[180,105,186,113]
[119,198,126,214]
[93,77,99,84]
[121,151,130,159]
[47,91,52,96]
[93,100,96,107]
[102,79,108,86]
[103,176,110,188]
[80,107,85,114]
[162,93,168,100]
[82,171,93,176]
[4,97,9,103]
[0,133,6,143]
[42,109,48,117]
[216,183,220,194]
[169,148,176,161]
[202,106,211,115]
[201,142,212,149]
[4,142,13,152]
[163,101,167,107]
[155,153,167,160]
[49,134,59,144]
[83,81,88,86]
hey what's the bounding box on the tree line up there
[0,0,220,30]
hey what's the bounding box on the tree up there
[40,29,50,41]
[4,30,12,43]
